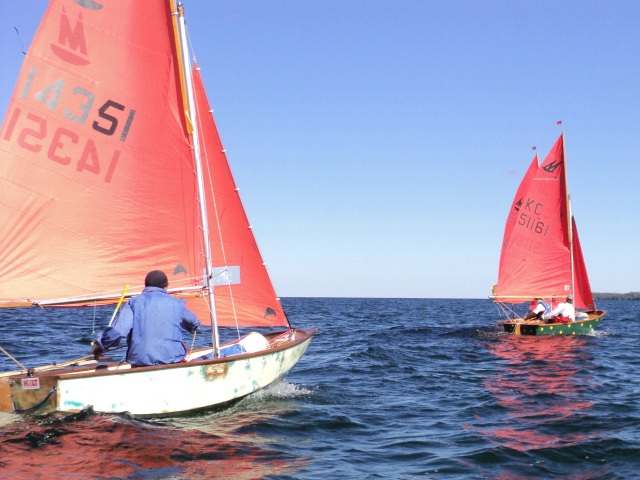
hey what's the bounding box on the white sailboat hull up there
[2,329,315,416]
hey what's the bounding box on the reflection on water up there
[0,381,308,479]
[483,335,597,452]
[1,299,636,478]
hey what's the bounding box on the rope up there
[31,354,96,373]
[496,302,514,320]
[0,344,27,371]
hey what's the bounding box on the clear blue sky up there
[2,1,638,298]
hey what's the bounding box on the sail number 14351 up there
[1,66,136,184]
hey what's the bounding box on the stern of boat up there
[0,373,59,414]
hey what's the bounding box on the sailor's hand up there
[91,341,104,360]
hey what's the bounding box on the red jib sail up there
[571,217,596,310]
[0,1,287,327]
[189,66,287,327]
[493,134,594,308]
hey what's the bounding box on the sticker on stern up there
[21,378,40,389]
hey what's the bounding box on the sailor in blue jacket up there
[92,270,201,366]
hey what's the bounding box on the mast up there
[562,131,576,300]
[175,2,220,356]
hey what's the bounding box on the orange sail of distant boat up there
[0,0,314,416]
[491,133,604,335]
[495,154,538,294]
[494,136,570,304]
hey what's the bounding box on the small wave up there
[0,412,21,428]
[252,379,314,400]
[586,328,611,337]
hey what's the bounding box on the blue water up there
[0,298,638,479]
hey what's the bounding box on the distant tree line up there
[593,292,640,300]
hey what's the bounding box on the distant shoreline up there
[282,294,640,300]
[594,292,640,300]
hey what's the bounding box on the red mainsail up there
[493,134,595,309]
[0,1,287,327]
[495,154,539,285]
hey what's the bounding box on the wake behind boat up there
[0,1,315,415]
[490,133,605,335]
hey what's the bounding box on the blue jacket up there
[98,287,201,366]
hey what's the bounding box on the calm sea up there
[0,298,638,479]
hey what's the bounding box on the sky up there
[1,1,639,299]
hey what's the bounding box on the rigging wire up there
[186,22,243,341]
[496,301,518,320]
[92,300,97,335]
